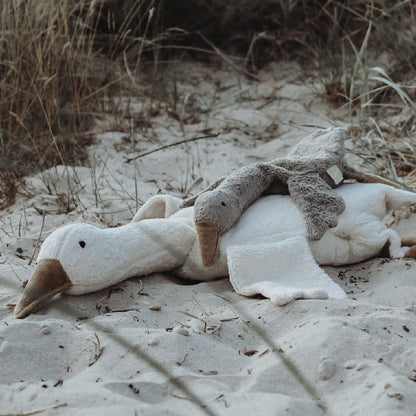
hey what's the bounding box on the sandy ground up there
[1,61,416,416]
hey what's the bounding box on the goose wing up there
[226,235,347,305]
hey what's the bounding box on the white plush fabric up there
[132,194,183,221]
[33,183,416,305]
[36,218,196,295]
[309,183,410,265]
[227,237,347,305]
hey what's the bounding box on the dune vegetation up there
[1,0,415,203]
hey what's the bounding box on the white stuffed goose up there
[14,183,416,319]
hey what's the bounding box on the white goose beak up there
[14,259,73,319]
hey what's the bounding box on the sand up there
[1,61,416,416]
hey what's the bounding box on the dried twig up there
[4,402,67,416]
[125,133,220,163]
[88,333,104,367]
[110,308,141,313]
[192,297,212,316]
[28,211,46,266]
[176,353,188,366]
[179,311,207,332]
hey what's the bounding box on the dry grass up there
[1,1,99,172]
[1,0,416,207]
[0,0,154,206]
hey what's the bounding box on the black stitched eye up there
[221,201,226,206]
[79,241,86,248]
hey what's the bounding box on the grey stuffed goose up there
[182,128,399,266]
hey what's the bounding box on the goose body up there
[183,128,399,267]
[15,183,416,318]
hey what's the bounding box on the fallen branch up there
[125,133,220,163]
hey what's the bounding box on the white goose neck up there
[40,218,196,295]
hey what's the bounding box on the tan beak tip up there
[14,298,41,319]
[202,254,217,268]
[14,259,72,319]
[14,281,72,319]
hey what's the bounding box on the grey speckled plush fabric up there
[182,128,369,240]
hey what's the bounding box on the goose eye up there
[221,201,226,206]
[79,240,86,248]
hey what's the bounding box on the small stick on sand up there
[125,133,220,163]
[88,333,104,367]
[13,402,67,416]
